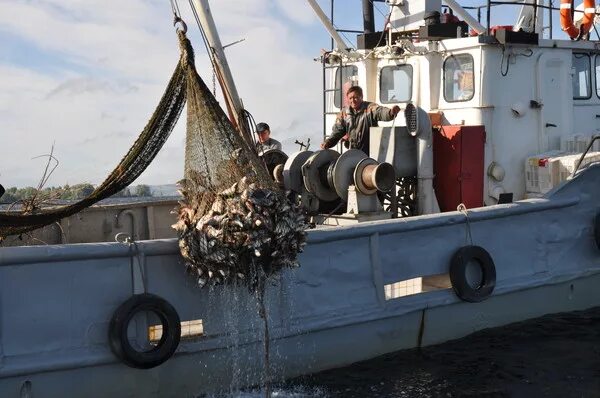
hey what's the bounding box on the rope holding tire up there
[109,293,181,369]
[450,245,496,303]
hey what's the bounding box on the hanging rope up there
[457,203,474,246]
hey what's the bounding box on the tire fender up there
[109,293,181,369]
[450,245,496,303]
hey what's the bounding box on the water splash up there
[199,385,328,398]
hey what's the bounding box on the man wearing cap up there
[255,122,282,155]
[320,86,400,155]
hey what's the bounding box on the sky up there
[0,0,380,188]
[0,0,557,188]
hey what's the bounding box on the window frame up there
[443,53,475,103]
[379,64,413,104]
[334,65,358,109]
[572,52,592,100]
[594,54,600,99]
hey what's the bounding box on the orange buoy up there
[560,0,596,39]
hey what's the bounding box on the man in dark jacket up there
[320,86,400,155]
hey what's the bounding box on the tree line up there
[0,184,153,204]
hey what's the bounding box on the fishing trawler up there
[0,0,599,396]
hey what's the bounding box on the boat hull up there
[0,164,598,397]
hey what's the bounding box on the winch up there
[257,105,439,225]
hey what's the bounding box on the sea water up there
[201,306,600,397]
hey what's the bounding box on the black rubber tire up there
[450,245,496,303]
[595,213,600,250]
[109,293,181,369]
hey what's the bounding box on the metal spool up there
[302,149,340,201]
[283,150,314,193]
[259,149,288,182]
[354,158,396,195]
[363,162,396,192]
[332,149,368,202]
[273,164,285,185]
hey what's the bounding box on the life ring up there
[595,213,600,250]
[109,293,181,369]
[560,0,596,39]
[450,245,496,303]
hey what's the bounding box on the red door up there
[433,125,486,212]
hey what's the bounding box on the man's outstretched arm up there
[370,103,401,122]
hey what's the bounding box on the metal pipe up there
[487,0,492,34]
[331,0,335,50]
[404,104,440,215]
[533,0,538,32]
[191,0,253,146]
[549,0,553,39]
[116,209,137,240]
[322,57,327,142]
[306,0,350,53]
[362,0,375,33]
[444,0,487,34]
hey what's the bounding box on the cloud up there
[0,0,325,188]
[46,77,139,98]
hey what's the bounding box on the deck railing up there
[464,0,598,40]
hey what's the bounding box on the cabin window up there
[443,54,474,102]
[334,65,358,108]
[572,53,591,100]
[379,65,413,103]
[595,55,600,98]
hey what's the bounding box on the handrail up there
[469,0,596,40]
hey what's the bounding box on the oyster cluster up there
[173,176,308,290]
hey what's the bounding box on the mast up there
[306,0,350,54]
[362,0,375,34]
[191,0,253,147]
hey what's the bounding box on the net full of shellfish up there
[173,175,307,290]
[172,41,307,291]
